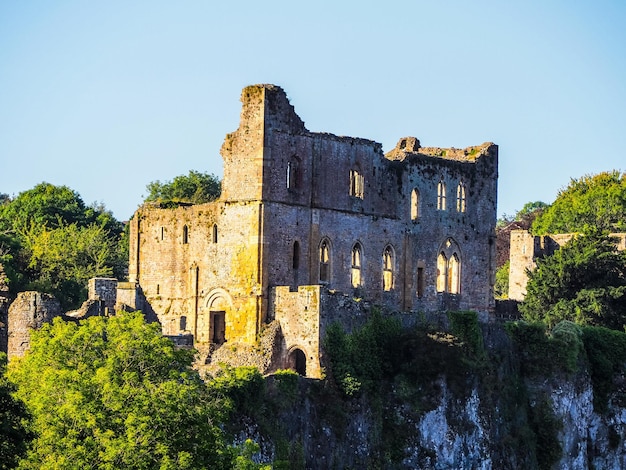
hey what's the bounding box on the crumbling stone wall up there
[7,291,62,359]
[128,84,499,376]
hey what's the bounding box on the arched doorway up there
[289,348,307,376]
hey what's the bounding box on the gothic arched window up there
[382,245,394,291]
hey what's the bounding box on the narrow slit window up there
[351,243,362,288]
[182,225,189,244]
[212,224,218,243]
[411,188,420,220]
[417,267,424,298]
[319,240,330,283]
[293,241,300,270]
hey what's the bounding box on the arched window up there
[182,225,189,244]
[287,157,300,191]
[351,243,362,288]
[448,254,460,294]
[456,182,466,213]
[382,245,394,291]
[212,224,218,243]
[411,188,420,220]
[350,168,364,199]
[319,239,331,283]
[436,253,447,292]
[293,241,300,270]
[437,179,446,210]
[437,238,461,294]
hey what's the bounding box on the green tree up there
[145,170,221,204]
[0,183,120,235]
[19,221,126,309]
[0,183,126,308]
[519,230,626,330]
[494,260,510,299]
[0,353,34,470]
[531,171,626,235]
[7,312,235,469]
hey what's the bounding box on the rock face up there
[7,291,62,359]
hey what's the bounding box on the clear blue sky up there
[1,1,625,221]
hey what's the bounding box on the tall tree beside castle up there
[0,183,127,309]
[531,171,626,235]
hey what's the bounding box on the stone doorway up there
[289,348,307,376]
[211,311,225,345]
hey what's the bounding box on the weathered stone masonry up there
[127,84,499,377]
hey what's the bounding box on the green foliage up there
[494,260,510,299]
[517,201,549,221]
[272,369,299,401]
[145,170,221,204]
[581,326,626,413]
[520,230,626,330]
[0,353,34,470]
[0,183,127,309]
[210,366,265,416]
[324,310,402,397]
[448,311,486,362]
[7,312,234,469]
[232,439,271,470]
[505,321,582,375]
[19,221,126,309]
[0,183,121,235]
[531,171,626,234]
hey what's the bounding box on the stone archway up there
[196,288,232,345]
[288,347,307,376]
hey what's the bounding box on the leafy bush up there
[324,310,402,397]
[494,261,510,299]
[210,366,265,416]
[145,170,221,204]
[448,310,486,363]
[505,321,581,375]
[581,326,626,412]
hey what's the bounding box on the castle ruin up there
[123,84,498,377]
